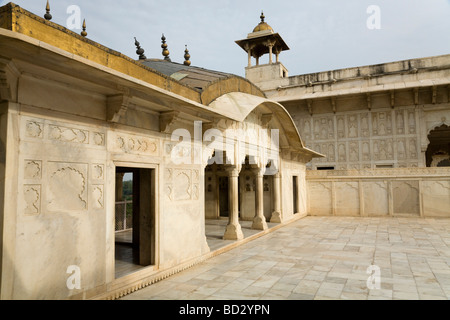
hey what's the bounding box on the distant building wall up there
[306,168,450,218]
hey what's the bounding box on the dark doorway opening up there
[115,167,155,278]
[293,176,299,214]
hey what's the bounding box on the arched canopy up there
[208,92,323,158]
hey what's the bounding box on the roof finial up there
[184,45,191,66]
[134,37,147,60]
[44,0,52,21]
[161,34,171,62]
[260,11,265,23]
[81,19,87,37]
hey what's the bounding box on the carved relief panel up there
[164,167,200,201]
[47,162,88,212]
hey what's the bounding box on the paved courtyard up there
[120,216,450,300]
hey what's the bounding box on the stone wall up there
[306,168,450,218]
[3,104,210,299]
[290,106,423,170]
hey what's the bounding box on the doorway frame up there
[111,161,159,279]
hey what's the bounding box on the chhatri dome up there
[252,11,274,33]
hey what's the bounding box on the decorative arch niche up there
[426,124,450,167]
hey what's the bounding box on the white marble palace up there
[0,4,449,300]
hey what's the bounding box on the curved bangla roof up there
[208,92,322,157]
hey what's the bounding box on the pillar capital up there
[225,165,240,177]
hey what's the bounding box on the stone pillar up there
[256,56,259,66]
[269,45,273,64]
[115,172,125,201]
[248,50,252,67]
[252,169,268,230]
[276,52,280,63]
[270,172,282,223]
[223,167,244,240]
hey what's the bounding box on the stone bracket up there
[106,94,130,123]
[159,111,180,134]
[366,93,372,111]
[0,59,20,102]
[307,99,313,116]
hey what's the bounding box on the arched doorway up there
[426,124,450,167]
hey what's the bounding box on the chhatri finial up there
[161,34,171,62]
[184,45,191,66]
[44,0,52,21]
[134,37,147,60]
[81,19,87,37]
[260,11,265,23]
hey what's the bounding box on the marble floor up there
[115,219,279,278]
[120,216,450,300]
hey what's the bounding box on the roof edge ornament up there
[44,0,52,21]
[161,34,171,62]
[134,37,147,60]
[184,45,191,66]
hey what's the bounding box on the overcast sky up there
[4,0,450,77]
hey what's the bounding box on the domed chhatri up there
[253,11,273,33]
[235,11,289,81]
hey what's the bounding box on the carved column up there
[270,172,282,223]
[223,167,244,240]
[252,169,268,230]
[248,49,252,68]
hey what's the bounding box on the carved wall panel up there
[362,141,370,161]
[408,110,416,134]
[393,181,420,215]
[308,182,332,215]
[363,181,389,216]
[24,185,41,216]
[292,106,421,169]
[92,164,104,180]
[372,112,392,136]
[396,110,405,135]
[164,167,200,202]
[302,119,311,140]
[335,182,360,216]
[25,121,44,139]
[347,115,358,138]
[422,181,450,217]
[92,185,104,209]
[24,160,42,179]
[409,138,418,159]
[360,113,370,137]
[49,125,89,144]
[337,116,345,139]
[47,162,88,212]
[22,117,106,149]
[338,143,346,162]
[110,132,158,156]
[397,139,406,160]
[349,142,359,162]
